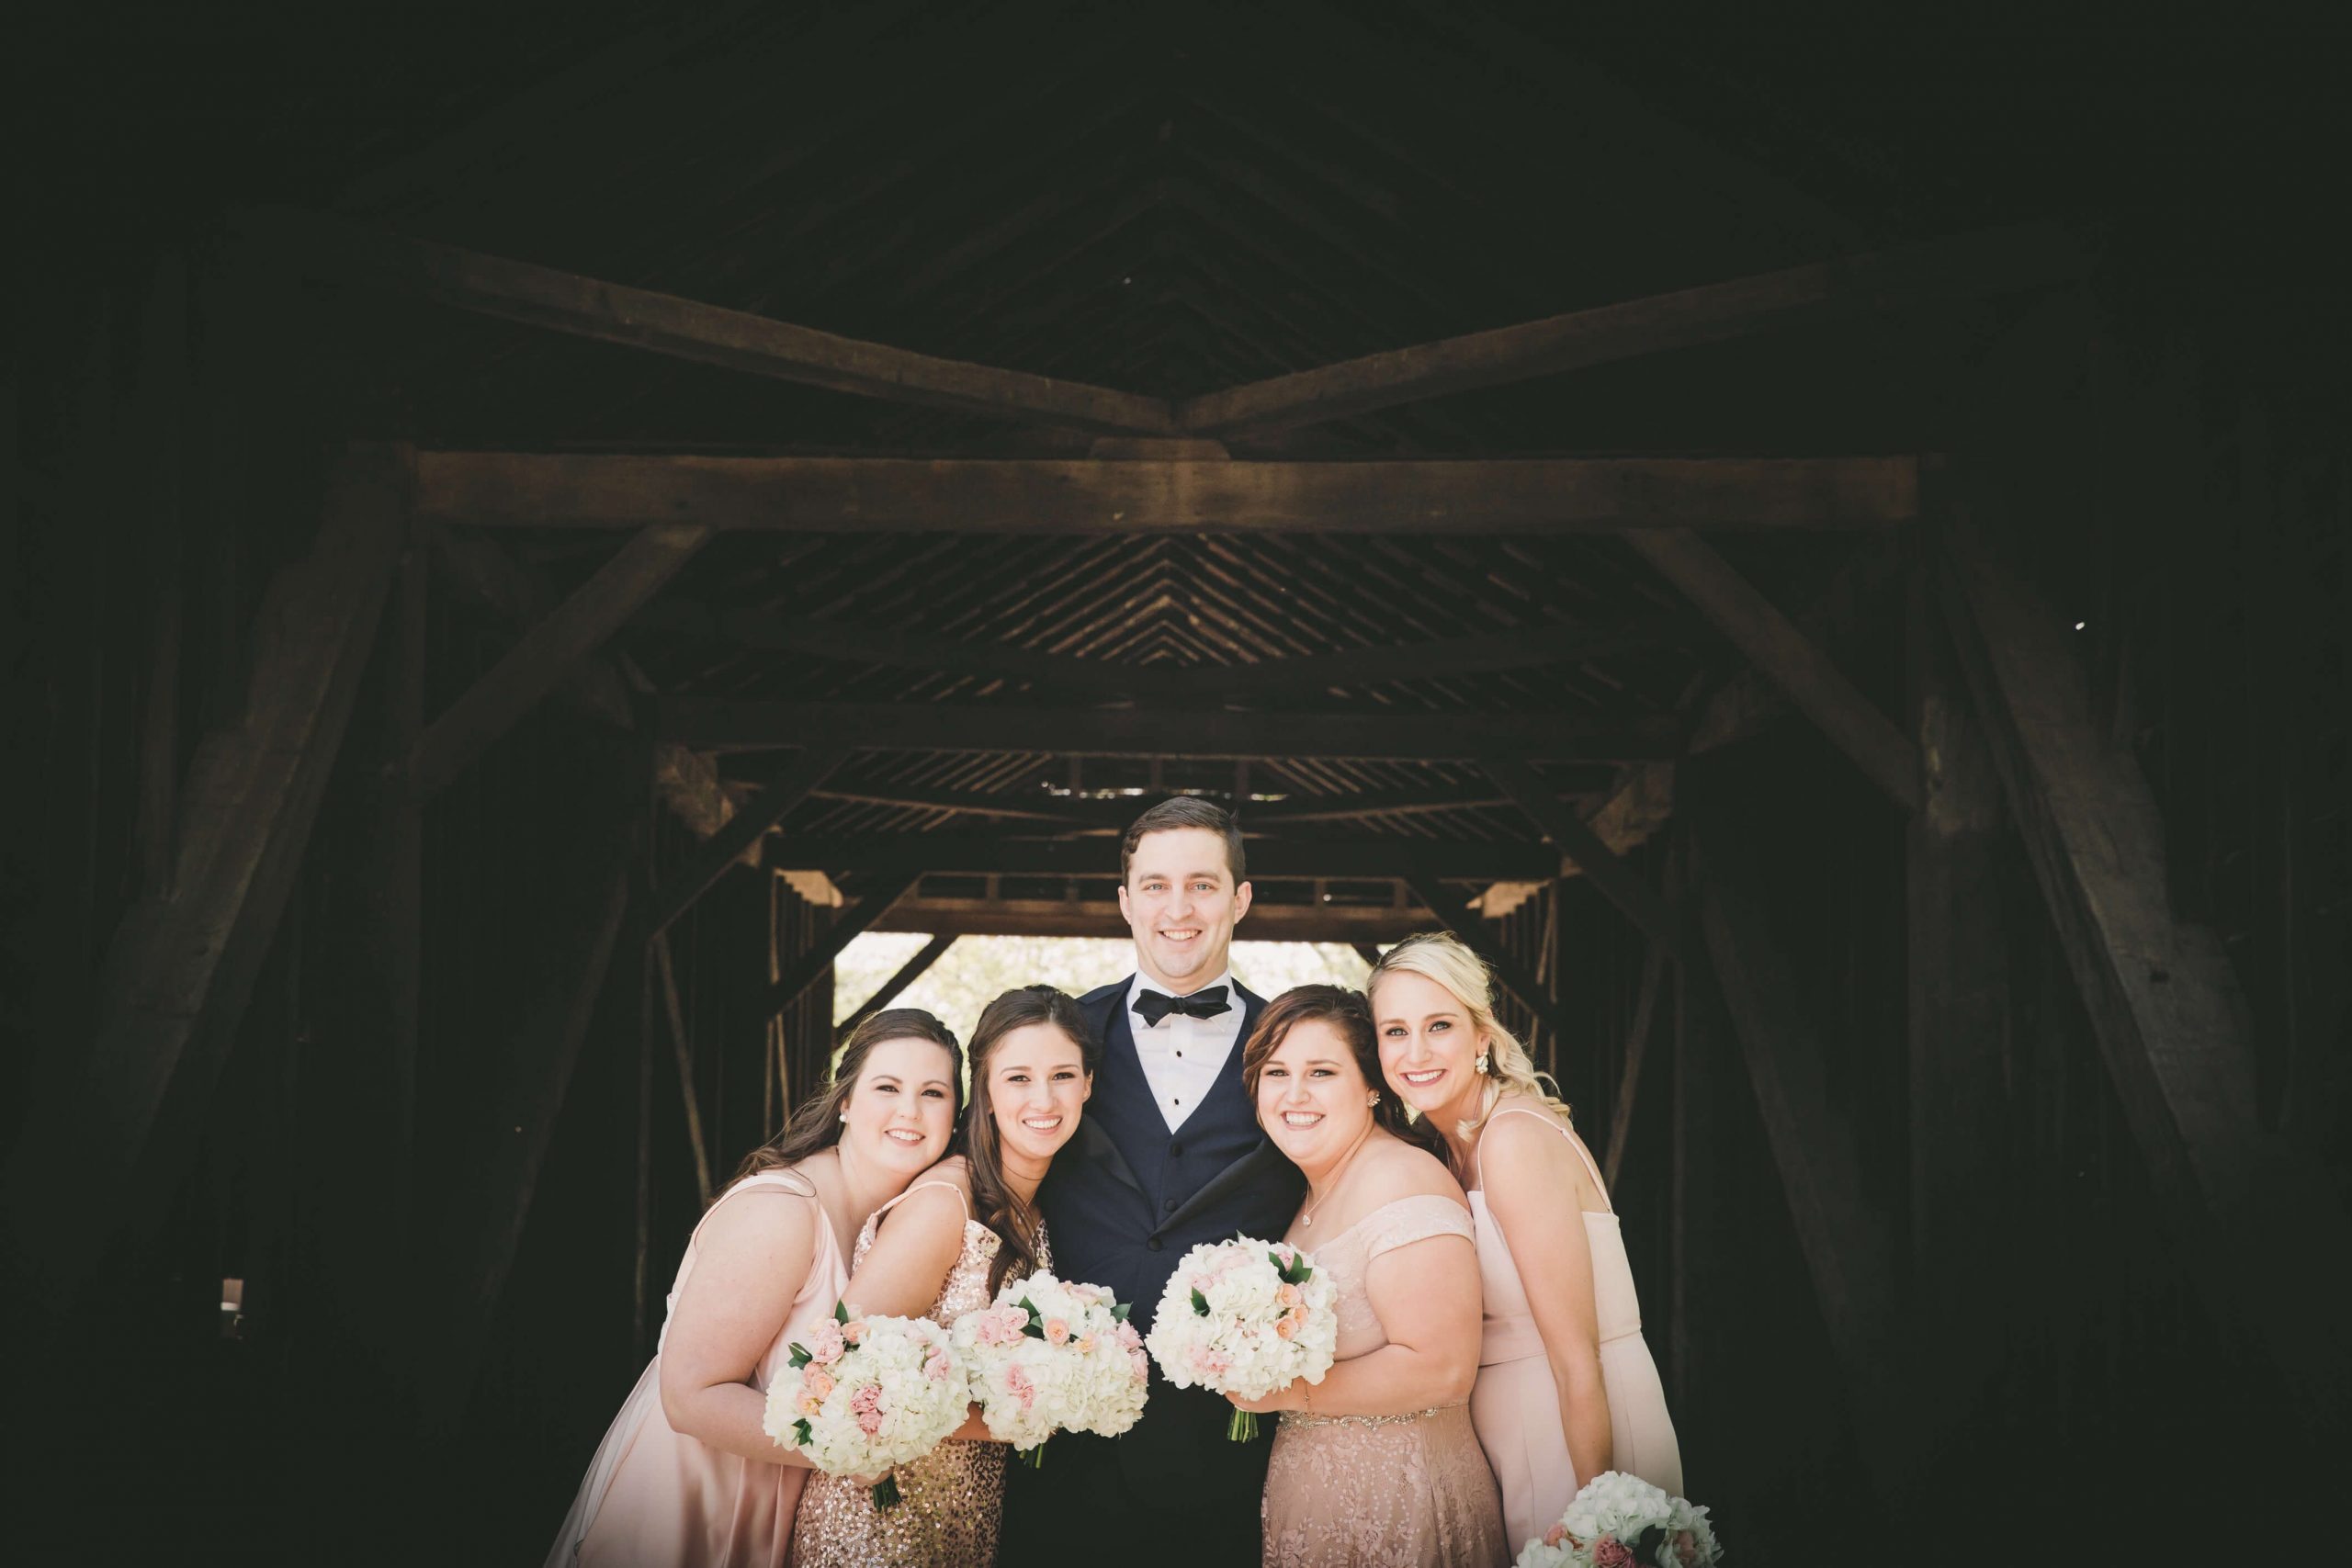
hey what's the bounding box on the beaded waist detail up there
[1280,1402,1464,1430]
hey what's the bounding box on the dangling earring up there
[1475,1051,1491,1075]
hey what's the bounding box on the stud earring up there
[1475,1051,1491,1075]
[839,1111,849,1123]
[1367,1090,1380,1107]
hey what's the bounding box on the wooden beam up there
[837,933,958,1037]
[1481,756,1680,952]
[2,446,409,1314]
[262,209,1176,435]
[650,929,713,1208]
[768,835,1559,881]
[415,451,1919,535]
[408,524,708,797]
[1939,515,2352,1425]
[763,874,919,1022]
[1691,822,1908,1484]
[808,783,1107,828]
[1177,222,2098,434]
[1627,528,1922,812]
[662,697,1683,761]
[872,897,1425,942]
[1600,942,1669,1191]
[648,746,848,937]
[430,825,637,1431]
[637,599,1674,699]
[1402,875,1571,1044]
[1688,542,1901,756]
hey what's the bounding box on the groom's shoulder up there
[1077,976,1131,1009]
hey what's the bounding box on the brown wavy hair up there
[963,986,1101,1292]
[725,1008,965,1195]
[1241,984,1444,1157]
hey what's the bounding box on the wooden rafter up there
[1481,755,1680,952]
[1177,221,2096,434]
[660,697,1683,761]
[836,933,958,1037]
[650,929,714,1208]
[1939,516,2352,1425]
[763,874,920,1022]
[408,524,711,798]
[648,746,848,937]
[872,896,1427,943]
[258,209,1177,435]
[633,600,1674,701]
[1627,528,1922,813]
[765,835,1561,881]
[2,447,409,1311]
[1401,875,1570,1045]
[413,451,1920,535]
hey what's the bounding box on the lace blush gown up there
[789,1181,1038,1567]
[545,1171,849,1568]
[1469,1107,1682,1551]
[1259,1193,1508,1568]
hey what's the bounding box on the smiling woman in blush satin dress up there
[543,1010,965,1568]
[1372,932,1683,1553]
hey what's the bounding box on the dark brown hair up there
[726,1008,965,1195]
[1241,985,1444,1156]
[964,987,1102,1292]
[1120,796,1247,886]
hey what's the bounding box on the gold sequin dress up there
[790,1183,1042,1568]
[1260,1193,1507,1568]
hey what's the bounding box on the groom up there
[1000,797,1306,1566]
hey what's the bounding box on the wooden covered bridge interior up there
[6,6,2346,1563]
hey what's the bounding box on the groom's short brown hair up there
[1120,796,1247,886]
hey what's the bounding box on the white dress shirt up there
[1125,969,1245,1134]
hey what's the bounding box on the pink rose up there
[1593,1537,1635,1568]
[924,1348,954,1382]
[1128,1348,1149,1378]
[805,1321,845,1364]
[1275,1282,1302,1308]
[1076,1336,1097,1355]
[1044,1318,1070,1345]
[1189,1347,1232,1379]
[1274,1314,1299,1340]
[1115,1323,1142,1351]
[804,1368,836,1401]
[850,1383,885,1436]
[1544,1524,1569,1548]
[797,1391,822,1417]
[1674,1529,1699,1566]
[1005,1364,1038,1411]
[840,1319,867,1348]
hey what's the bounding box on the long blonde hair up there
[1367,931,1572,1141]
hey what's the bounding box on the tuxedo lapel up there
[1078,979,1145,1196]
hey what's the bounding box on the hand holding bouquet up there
[951,1270,1150,1465]
[1513,1472,1723,1568]
[1145,1235,1337,1441]
[761,1302,967,1507]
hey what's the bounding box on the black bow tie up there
[1133,986,1231,1027]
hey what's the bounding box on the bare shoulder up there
[876,1167,973,1240]
[915,1155,972,1196]
[1480,1103,1602,1211]
[1357,1134,1470,1210]
[697,1179,820,1266]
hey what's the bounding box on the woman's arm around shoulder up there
[658,1186,823,1465]
[843,1156,973,1319]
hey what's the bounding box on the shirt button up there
[1170,1142,1183,1157]
[1147,1237,1163,1252]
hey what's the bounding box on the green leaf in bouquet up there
[833,1300,851,1324]
[787,1342,813,1369]
[1017,1296,1046,1338]
[1191,1287,1211,1316]
[792,1417,812,1445]
[1111,1302,1131,1323]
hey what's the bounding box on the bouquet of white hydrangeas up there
[950,1269,1150,1465]
[761,1302,967,1507]
[1145,1235,1337,1441]
[1513,1471,1724,1568]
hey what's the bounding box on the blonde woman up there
[1369,933,1681,1550]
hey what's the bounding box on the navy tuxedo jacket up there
[1033,975,1306,1495]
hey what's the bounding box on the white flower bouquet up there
[761,1302,967,1507]
[950,1269,1150,1465]
[1144,1235,1337,1441]
[1513,1471,1724,1568]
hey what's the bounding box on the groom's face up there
[1118,827,1252,992]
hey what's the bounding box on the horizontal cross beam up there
[871,897,1430,943]
[658,698,1683,761]
[413,451,1919,535]
[765,835,1561,881]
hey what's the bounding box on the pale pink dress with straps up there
[544,1169,850,1568]
[1470,1106,1682,1551]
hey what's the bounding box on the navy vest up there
[1038,976,1306,1332]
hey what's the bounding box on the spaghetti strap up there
[875,1178,972,1225]
[1479,1105,1614,1215]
